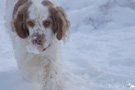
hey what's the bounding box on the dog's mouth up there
[26,43,51,54]
[26,35,51,54]
[37,44,51,52]
[32,35,51,52]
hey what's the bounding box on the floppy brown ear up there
[12,0,31,39]
[13,14,29,38]
[50,7,70,40]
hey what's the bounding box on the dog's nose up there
[32,35,44,45]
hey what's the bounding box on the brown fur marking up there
[42,0,70,40]
[13,0,32,39]
[49,7,70,40]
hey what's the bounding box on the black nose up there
[33,36,43,45]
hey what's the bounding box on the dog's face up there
[12,0,70,53]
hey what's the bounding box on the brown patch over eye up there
[27,19,35,27]
[43,20,51,28]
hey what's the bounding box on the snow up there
[128,83,135,89]
[0,0,135,90]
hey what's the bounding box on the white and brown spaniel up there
[5,0,70,90]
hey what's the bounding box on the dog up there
[5,0,70,90]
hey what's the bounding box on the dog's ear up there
[12,0,31,39]
[50,7,70,40]
[14,13,29,38]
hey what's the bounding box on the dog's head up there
[12,0,70,53]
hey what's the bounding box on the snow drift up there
[0,0,135,90]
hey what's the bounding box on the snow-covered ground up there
[0,0,135,90]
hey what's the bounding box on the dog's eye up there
[28,20,34,27]
[43,21,50,28]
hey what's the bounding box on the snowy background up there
[0,0,135,90]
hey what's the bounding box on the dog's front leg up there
[41,61,64,90]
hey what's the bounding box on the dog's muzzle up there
[32,34,45,46]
